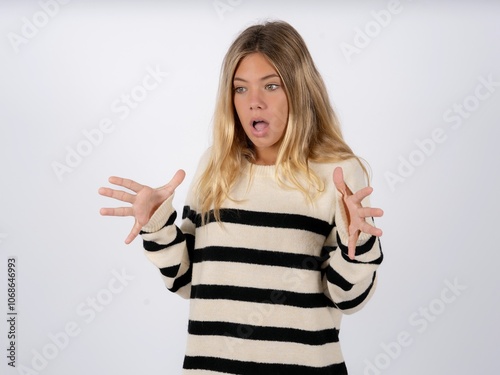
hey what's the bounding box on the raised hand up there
[333,167,383,260]
[98,169,186,244]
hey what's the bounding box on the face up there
[233,52,288,165]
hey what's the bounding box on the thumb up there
[162,169,186,192]
[333,167,347,196]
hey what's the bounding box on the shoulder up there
[183,147,212,195]
[193,147,212,176]
[198,147,212,165]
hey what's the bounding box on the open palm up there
[333,167,383,259]
[98,169,186,244]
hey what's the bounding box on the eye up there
[265,83,279,91]
[234,86,246,94]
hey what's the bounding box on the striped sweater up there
[141,152,383,374]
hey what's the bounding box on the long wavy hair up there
[197,20,364,221]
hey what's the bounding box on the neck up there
[254,148,278,166]
[254,156,276,166]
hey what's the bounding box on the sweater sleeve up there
[140,194,194,299]
[322,158,383,314]
[139,150,209,299]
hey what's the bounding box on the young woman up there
[99,20,384,374]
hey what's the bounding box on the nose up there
[249,89,265,110]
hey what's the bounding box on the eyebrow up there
[233,74,280,83]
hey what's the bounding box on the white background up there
[1,1,499,374]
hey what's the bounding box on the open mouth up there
[252,119,269,132]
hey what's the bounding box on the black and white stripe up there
[141,158,383,374]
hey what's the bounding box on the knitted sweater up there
[141,151,383,374]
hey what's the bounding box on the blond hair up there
[197,20,364,221]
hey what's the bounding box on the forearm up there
[141,195,193,298]
[324,228,382,314]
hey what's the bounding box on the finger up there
[350,186,374,204]
[333,167,348,196]
[124,220,142,244]
[98,187,136,204]
[158,169,186,196]
[358,221,383,237]
[347,231,359,260]
[99,207,133,217]
[108,176,144,193]
[357,207,384,218]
